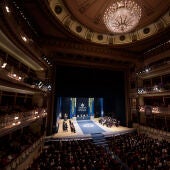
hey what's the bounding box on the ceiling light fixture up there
[5,6,10,13]
[103,0,142,34]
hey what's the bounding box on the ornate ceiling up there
[63,0,169,33]
[0,0,170,71]
[49,0,170,46]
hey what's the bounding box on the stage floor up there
[51,118,135,139]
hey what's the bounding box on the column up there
[70,98,76,118]
[46,63,56,135]
[56,97,62,119]
[88,98,94,119]
[100,98,104,117]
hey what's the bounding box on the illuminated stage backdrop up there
[70,98,94,119]
[57,97,103,120]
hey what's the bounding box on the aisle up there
[77,120,105,134]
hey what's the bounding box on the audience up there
[0,128,43,169]
[1,114,169,170]
[30,139,123,170]
[107,132,170,170]
[29,132,170,170]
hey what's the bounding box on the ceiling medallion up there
[103,0,142,34]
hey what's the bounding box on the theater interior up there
[0,0,170,169]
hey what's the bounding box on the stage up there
[51,118,135,140]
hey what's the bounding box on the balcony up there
[137,84,170,96]
[139,107,170,132]
[0,65,51,93]
[136,57,170,79]
[0,108,47,137]
[139,105,170,115]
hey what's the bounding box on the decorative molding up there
[41,38,138,63]
[49,0,170,46]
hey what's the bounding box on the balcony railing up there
[138,84,170,94]
[0,65,51,92]
[139,105,170,115]
[0,108,47,131]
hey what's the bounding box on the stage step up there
[91,133,108,147]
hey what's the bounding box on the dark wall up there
[55,66,126,125]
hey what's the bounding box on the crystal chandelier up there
[103,0,142,34]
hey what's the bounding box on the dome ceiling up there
[49,0,170,45]
[63,0,169,34]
